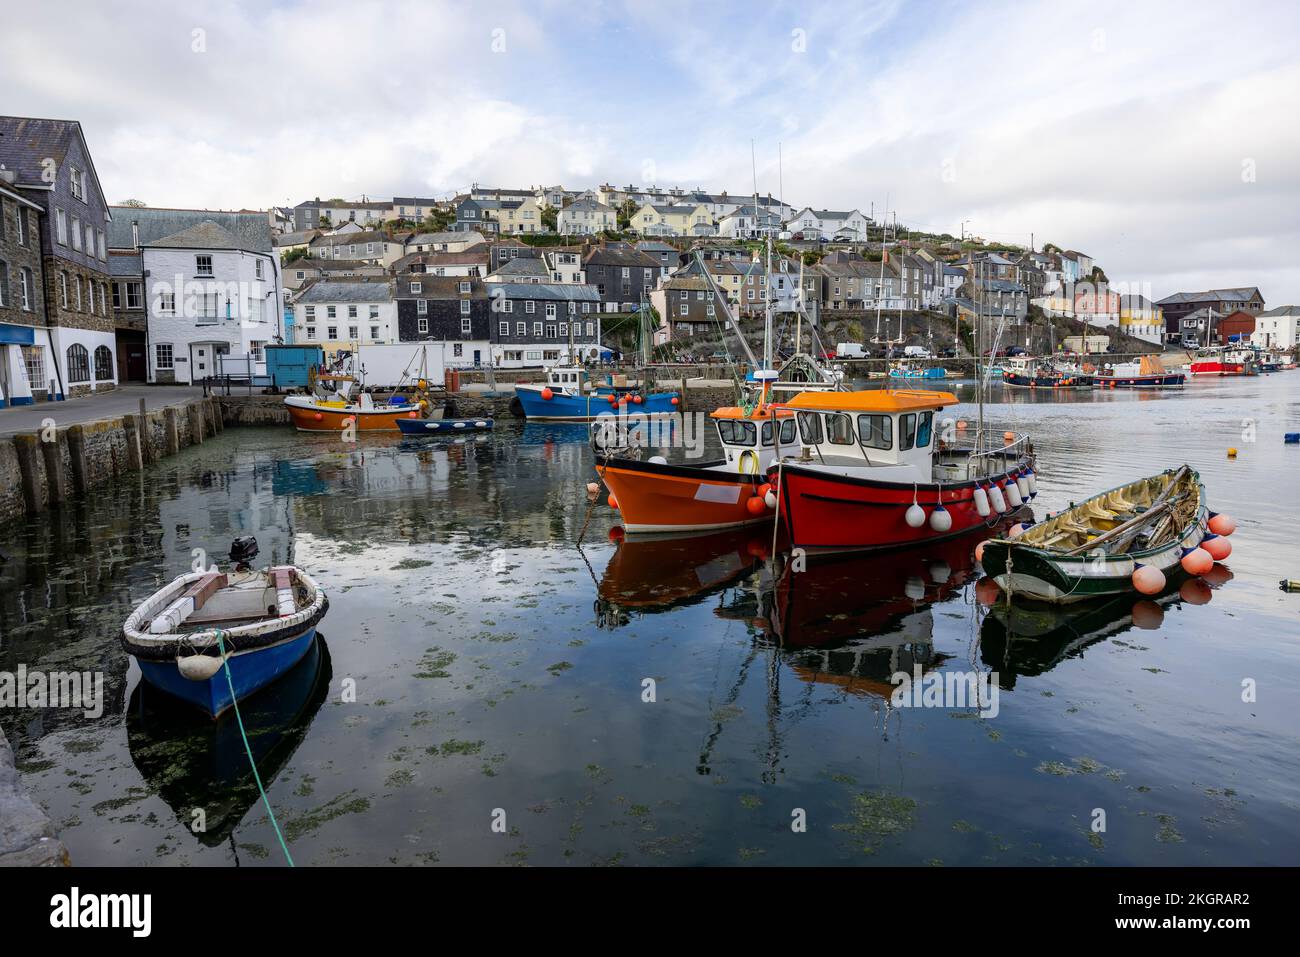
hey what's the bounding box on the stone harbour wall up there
[0,724,69,866]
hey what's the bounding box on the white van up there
[835,343,867,358]
[903,345,932,358]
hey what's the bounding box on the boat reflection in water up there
[980,564,1231,689]
[126,633,332,854]
[594,526,774,627]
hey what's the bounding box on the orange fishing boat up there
[598,400,796,533]
[284,374,437,432]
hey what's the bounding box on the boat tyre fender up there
[509,396,525,418]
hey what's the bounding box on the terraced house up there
[0,116,115,400]
[582,243,661,312]
[107,207,282,384]
[485,282,602,368]
[0,178,46,405]
[394,274,492,367]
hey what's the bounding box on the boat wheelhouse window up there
[760,420,773,446]
[825,412,855,445]
[796,411,823,445]
[899,413,917,451]
[717,420,757,446]
[857,414,892,450]
[916,411,933,448]
[779,418,796,445]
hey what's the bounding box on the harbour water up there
[1,374,1298,865]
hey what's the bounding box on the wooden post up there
[137,398,151,466]
[164,406,179,455]
[13,435,43,514]
[66,425,88,496]
[188,402,204,445]
[39,431,66,505]
[212,397,224,433]
[123,415,143,472]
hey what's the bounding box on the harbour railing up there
[942,426,1032,479]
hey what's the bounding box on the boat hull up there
[516,384,679,420]
[889,368,947,379]
[136,626,319,718]
[1003,372,1094,389]
[1095,373,1185,388]
[285,398,427,432]
[397,416,493,434]
[1189,361,1249,376]
[773,460,1029,553]
[599,456,772,533]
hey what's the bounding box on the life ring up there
[738,449,759,474]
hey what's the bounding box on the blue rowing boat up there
[397,416,494,434]
[122,538,329,718]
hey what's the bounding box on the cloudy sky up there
[5,0,1298,302]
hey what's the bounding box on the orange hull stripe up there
[602,466,761,528]
[288,407,415,431]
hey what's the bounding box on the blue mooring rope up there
[214,630,296,866]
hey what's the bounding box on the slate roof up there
[1259,304,1300,317]
[491,258,548,278]
[296,281,393,303]
[583,245,660,268]
[487,282,601,301]
[108,250,143,278]
[395,276,488,299]
[273,229,320,246]
[0,116,108,213]
[408,230,483,246]
[107,206,272,251]
[1156,287,1263,305]
[310,230,390,249]
[148,221,243,249]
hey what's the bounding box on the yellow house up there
[493,196,545,234]
[632,202,714,237]
[1118,294,1164,344]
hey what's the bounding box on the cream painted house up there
[493,195,545,235]
[631,202,714,237]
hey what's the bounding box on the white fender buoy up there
[973,485,991,517]
[905,503,926,527]
[1016,472,1030,500]
[648,455,667,465]
[988,482,1008,513]
[177,654,224,681]
[764,490,777,509]
[1006,478,1024,507]
[1026,469,1039,496]
[929,504,952,532]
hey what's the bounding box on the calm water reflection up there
[1,374,1298,865]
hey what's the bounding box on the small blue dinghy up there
[397,416,494,435]
[121,538,328,718]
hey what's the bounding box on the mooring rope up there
[214,629,296,867]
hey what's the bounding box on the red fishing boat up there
[1188,346,1255,377]
[768,389,1034,554]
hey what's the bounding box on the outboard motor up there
[229,536,259,571]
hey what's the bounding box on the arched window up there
[94,345,113,381]
[66,344,90,383]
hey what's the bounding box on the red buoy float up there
[1203,535,1232,561]
[607,494,619,510]
[746,495,767,516]
[541,387,554,400]
[1132,563,1166,595]
[1207,513,1236,536]
[1180,547,1213,576]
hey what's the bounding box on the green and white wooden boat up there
[980,466,1207,603]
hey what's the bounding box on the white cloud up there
[2,0,1297,300]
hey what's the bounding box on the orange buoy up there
[670,396,679,405]
[1003,430,1016,443]
[746,495,767,516]
[541,387,554,400]
[1009,523,1027,538]
[1179,578,1213,605]
[1207,513,1236,536]
[1180,547,1213,576]
[408,410,418,418]
[1203,536,1232,561]
[1131,599,1164,629]
[607,494,619,510]
[313,412,323,421]
[757,482,772,498]
[1132,564,1166,595]
[607,394,618,405]
[974,540,988,563]
[633,395,643,405]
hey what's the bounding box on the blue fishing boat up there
[122,538,329,718]
[888,359,947,379]
[397,416,493,434]
[514,366,680,420]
